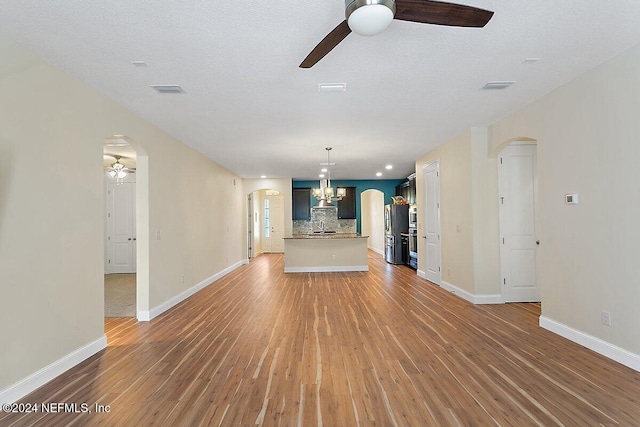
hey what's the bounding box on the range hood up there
[314,199,336,208]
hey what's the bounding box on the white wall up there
[0,35,246,402]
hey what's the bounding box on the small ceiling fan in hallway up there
[300,0,494,68]
[104,154,136,179]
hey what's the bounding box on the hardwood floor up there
[3,252,640,426]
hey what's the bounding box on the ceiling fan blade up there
[300,20,352,68]
[395,0,494,27]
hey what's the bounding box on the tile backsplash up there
[292,206,356,235]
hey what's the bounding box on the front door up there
[107,182,136,273]
[264,194,284,253]
[499,143,539,302]
[422,161,441,284]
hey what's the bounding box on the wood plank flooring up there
[3,252,640,426]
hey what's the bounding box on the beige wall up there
[415,43,640,361]
[489,43,640,355]
[470,127,501,296]
[415,129,475,294]
[0,35,245,397]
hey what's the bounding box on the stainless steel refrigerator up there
[384,204,409,264]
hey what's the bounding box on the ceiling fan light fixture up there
[346,0,396,36]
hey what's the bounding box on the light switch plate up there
[565,193,579,204]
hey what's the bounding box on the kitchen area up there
[285,185,369,272]
[286,172,418,272]
[386,173,418,270]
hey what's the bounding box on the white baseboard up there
[138,259,247,322]
[440,280,504,305]
[370,247,384,256]
[417,269,427,279]
[416,277,503,305]
[285,265,369,273]
[0,335,107,405]
[539,316,640,372]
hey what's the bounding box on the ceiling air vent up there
[318,83,347,93]
[151,85,185,94]
[483,81,515,90]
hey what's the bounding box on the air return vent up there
[151,85,185,94]
[482,81,515,90]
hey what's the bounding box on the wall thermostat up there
[565,193,579,204]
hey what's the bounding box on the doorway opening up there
[248,189,285,257]
[103,136,137,317]
[361,189,385,256]
[498,141,540,302]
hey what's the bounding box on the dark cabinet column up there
[292,188,311,220]
[337,187,356,219]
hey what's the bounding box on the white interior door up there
[499,144,539,302]
[264,194,284,253]
[423,161,441,284]
[247,194,254,259]
[107,182,136,273]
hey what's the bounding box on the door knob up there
[133,238,137,241]
[128,238,132,241]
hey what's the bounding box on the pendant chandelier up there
[312,147,346,207]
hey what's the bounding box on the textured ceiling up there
[2,1,640,180]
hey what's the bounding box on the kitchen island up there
[283,233,369,273]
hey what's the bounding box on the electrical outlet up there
[601,311,611,326]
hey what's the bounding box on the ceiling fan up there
[300,0,494,68]
[104,155,136,178]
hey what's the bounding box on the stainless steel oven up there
[409,204,417,229]
[408,227,418,269]
[408,228,418,258]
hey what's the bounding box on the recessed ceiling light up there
[319,174,325,178]
[321,168,328,173]
[260,175,267,179]
[385,165,393,170]
[482,81,515,90]
[318,83,347,93]
[131,61,147,67]
[376,172,382,177]
[151,85,185,94]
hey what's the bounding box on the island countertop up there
[285,233,368,239]
[284,234,369,272]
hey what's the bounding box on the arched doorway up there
[361,189,385,256]
[248,189,285,257]
[102,135,150,320]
